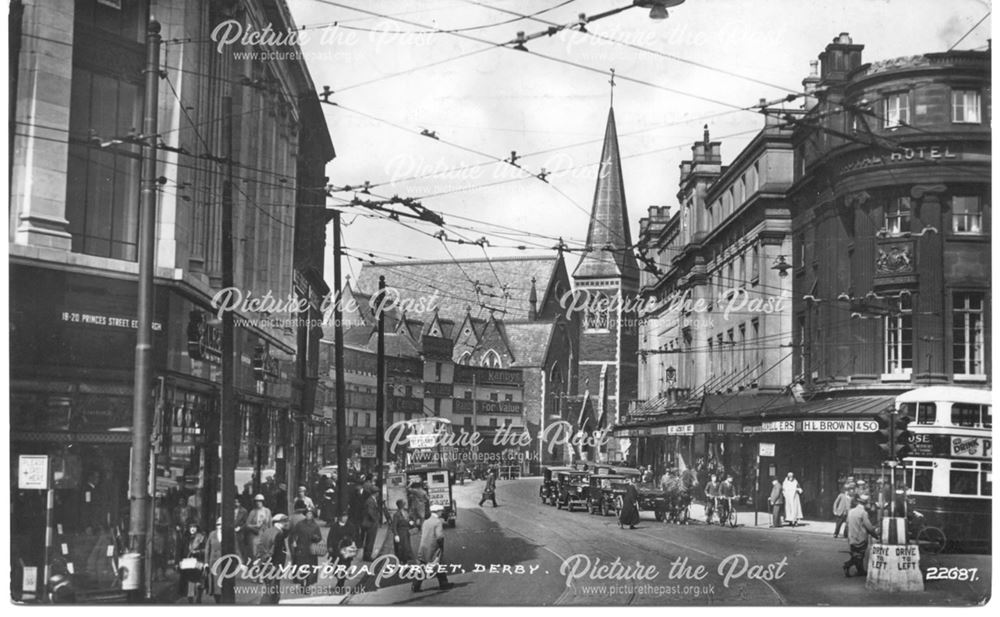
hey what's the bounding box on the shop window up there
[883,92,910,128]
[952,89,981,123]
[949,461,981,496]
[951,196,983,233]
[884,197,911,234]
[883,296,913,377]
[952,292,985,376]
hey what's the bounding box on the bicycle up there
[714,497,737,528]
[908,511,947,554]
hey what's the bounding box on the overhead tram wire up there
[462,0,801,94]
[948,11,991,51]
[313,0,772,113]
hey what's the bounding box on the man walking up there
[479,468,498,507]
[832,485,851,538]
[413,504,453,592]
[391,499,415,563]
[359,482,380,561]
[768,478,784,528]
[843,495,879,577]
[244,494,272,558]
[255,513,290,604]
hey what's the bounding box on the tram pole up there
[375,276,386,511]
[333,211,349,515]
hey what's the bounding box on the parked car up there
[586,473,630,516]
[540,466,572,505]
[555,470,591,511]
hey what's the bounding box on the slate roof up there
[355,256,559,323]
[503,321,555,367]
[573,107,638,280]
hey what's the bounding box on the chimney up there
[801,60,820,110]
[819,32,864,84]
[691,125,722,164]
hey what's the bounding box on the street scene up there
[6,0,993,608]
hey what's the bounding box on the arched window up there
[481,349,502,368]
[549,363,562,384]
[458,351,472,365]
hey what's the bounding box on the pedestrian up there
[768,478,784,527]
[177,523,207,603]
[232,497,248,562]
[359,482,380,561]
[320,488,337,525]
[456,460,467,486]
[412,504,454,592]
[704,473,720,524]
[619,479,641,530]
[289,507,323,590]
[782,473,803,526]
[204,518,223,603]
[832,485,852,538]
[479,468,498,507]
[244,494,272,558]
[272,483,288,515]
[255,513,290,604]
[843,495,878,577]
[327,511,359,593]
[295,485,316,512]
[407,481,429,524]
[391,499,415,563]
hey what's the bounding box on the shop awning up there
[741,395,894,421]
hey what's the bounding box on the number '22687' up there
[925,567,978,581]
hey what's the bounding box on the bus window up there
[949,461,980,495]
[984,406,992,429]
[982,464,992,496]
[904,460,933,493]
[916,402,936,424]
[951,403,985,428]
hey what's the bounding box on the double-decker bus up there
[896,386,991,552]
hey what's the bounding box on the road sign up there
[758,442,775,457]
[18,455,49,489]
[360,445,377,458]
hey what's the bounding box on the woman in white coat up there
[782,472,803,526]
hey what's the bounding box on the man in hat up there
[843,495,878,577]
[256,513,290,603]
[768,478,784,528]
[413,504,453,592]
[320,488,337,524]
[295,485,316,512]
[359,481,381,561]
[245,494,272,558]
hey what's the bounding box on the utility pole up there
[126,19,160,600]
[219,94,237,604]
[333,211,349,515]
[375,275,386,510]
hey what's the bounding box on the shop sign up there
[424,382,453,398]
[61,311,163,332]
[838,144,959,176]
[408,433,437,449]
[18,455,49,489]
[478,400,522,414]
[389,396,423,413]
[760,420,796,432]
[951,437,991,459]
[803,419,879,432]
[187,310,222,363]
[667,424,694,435]
[454,365,524,386]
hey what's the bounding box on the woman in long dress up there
[618,481,641,529]
[782,472,803,526]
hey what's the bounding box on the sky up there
[282,0,992,289]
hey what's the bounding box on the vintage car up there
[555,470,591,511]
[405,466,457,527]
[591,466,670,521]
[540,466,572,505]
[585,473,630,516]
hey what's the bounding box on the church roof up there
[573,107,638,280]
[355,256,560,323]
[503,321,555,367]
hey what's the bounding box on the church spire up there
[572,105,637,281]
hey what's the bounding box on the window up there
[885,197,911,234]
[352,412,359,426]
[949,461,981,496]
[489,418,497,428]
[433,399,441,414]
[464,390,473,400]
[951,196,983,233]
[504,418,512,427]
[884,296,913,376]
[504,394,514,402]
[904,459,934,493]
[902,402,937,425]
[435,362,442,381]
[883,92,910,128]
[365,413,371,428]
[751,244,759,281]
[951,403,990,428]
[490,392,498,402]
[458,351,472,365]
[481,349,502,368]
[464,417,472,429]
[738,254,746,283]
[751,161,760,192]
[952,89,981,123]
[404,385,413,398]
[953,293,985,376]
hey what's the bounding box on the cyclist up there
[718,474,737,525]
[704,473,720,524]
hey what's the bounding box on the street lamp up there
[635,0,686,20]
[771,255,792,277]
